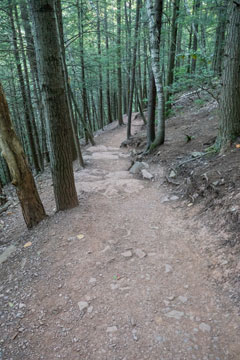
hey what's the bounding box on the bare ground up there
[1,107,240,359]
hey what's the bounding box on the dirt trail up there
[1,118,240,360]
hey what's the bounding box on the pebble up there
[107,326,118,333]
[135,249,147,259]
[18,303,26,309]
[87,306,93,313]
[141,169,154,180]
[89,278,97,284]
[165,264,173,273]
[132,329,138,341]
[178,296,188,304]
[121,250,133,258]
[78,301,89,312]
[199,322,211,333]
[165,310,184,320]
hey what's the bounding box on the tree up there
[127,0,141,139]
[28,0,79,211]
[216,1,240,151]
[146,0,165,149]
[0,82,46,228]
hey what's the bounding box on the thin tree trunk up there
[55,0,84,168]
[127,0,141,139]
[0,82,46,228]
[147,71,156,148]
[96,0,104,129]
[9,0,41,173]
[166,0,180,115]
[146,0,165,149]
[104,0,113,124]
[117,0,123,126]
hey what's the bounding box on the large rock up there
[141,169,154,180]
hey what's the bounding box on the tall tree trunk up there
[0,82,46,228]
[96,0,104,129]
[212,0,228,76]
[104,0,113,124]
[216,1,240,150]
[191,0,200,73]
[9,0,41,173]
[166,0,180,115]
[29,0,79,211]
[14,3,44,172]
[127,0,141,139]
[147,71,156,148]
[146,0,165,149]
[55,0,84,168]
[117,0,123,126]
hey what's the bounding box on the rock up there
[191,151,204,158]
[78,301,88,312]
[199,322,211,333]
[89,278,96,284]
[165,310,184,320]
[169,195,179,201]
[141,169,154,180]
[132,329,138,341]
[129,162,145,174]
[178,296,188,304]
[107,326,118,333]
[165,264,173,273]
[141,162,149,169]
[18,303,26,309]
[169,170,177,178]
[135,249,147,259]
[0,245,16,265]
[87,306,93,313]
[121,250,133,258]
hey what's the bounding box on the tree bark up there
[0,82,46,228]
[146,0,165,149]
[147,71,156,148]
[29,0,79,211]
[117,0,123,126]
[216,1,240,150]
[166,0,180,115]
[127,0,141,139]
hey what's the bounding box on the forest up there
[0,0,240,359]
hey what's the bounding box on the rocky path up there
[1,119,240,359]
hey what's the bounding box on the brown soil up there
[1,99,240,359]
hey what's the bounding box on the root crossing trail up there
[1,118,240,360]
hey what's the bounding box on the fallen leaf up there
[24,241,32,248]
[77,234,85,240]
[9,302,14,308]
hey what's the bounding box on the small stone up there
[87,306,93,313]
[165,264,173,273]
[129,162,145,174]
[165,310,184,320]
[78,301,88,312]
[141,169,154,180]
[18,303,26,309]
[169,195,179,201]
[107,326,118,333]
[132,329,138,341]
[169,170,176,178]
[191,151,204,158]
[135,249,147,259]
[89,278,97,284]
[178,296,188,304]
[121,250,133,258]
[167,295,176,301]
[199,323,211,333]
